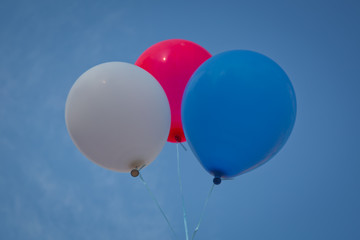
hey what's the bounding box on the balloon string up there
[179,142,187,151]
[191,183,215,240]
[139,172,178,240]
[177,143,189,240]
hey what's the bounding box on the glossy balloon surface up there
[182,50,296,178]
[65,62,170,172]
[136,39,211,143]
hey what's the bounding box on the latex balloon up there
[65,62,170,172]
[135,39,211,143]
[182,50,296,178]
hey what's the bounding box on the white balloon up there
[65,62,170,172]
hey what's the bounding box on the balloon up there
[182,50,296,178]
[135,39,211,143]
[65,62,170,172]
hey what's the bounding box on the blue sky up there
[1,0,360,239]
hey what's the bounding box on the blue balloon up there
[182,50,296,178]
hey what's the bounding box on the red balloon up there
[135,39,211,143]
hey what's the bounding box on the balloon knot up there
[213,177,221,185]
[130,169,139,177]
[174,135,182,142]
